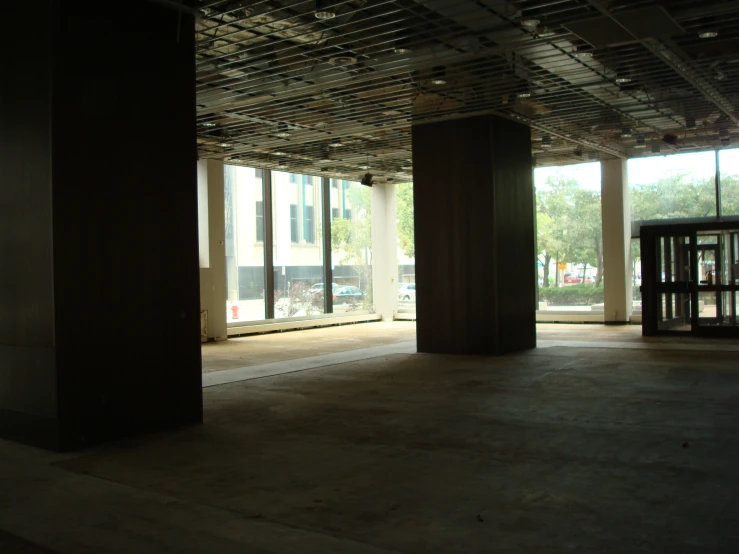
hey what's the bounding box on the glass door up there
[654,234,695,333]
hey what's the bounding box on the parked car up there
[309,282,339,295]
[333,286,365,304]
[397,283,416,301]
[563,273,594,284]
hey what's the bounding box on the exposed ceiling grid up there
[191,0,739,180]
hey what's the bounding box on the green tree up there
[396,182,415,258]
[331,184,373,307]
[536,173,602,287]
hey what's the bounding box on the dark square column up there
[0,1,202,450]
[412,115,536,355]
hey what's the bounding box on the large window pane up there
[720,148,739,216]
[272,171,325,318]
[330,179,373,312]
[629,151,717,221]
[396,182,416,313]
[535,163,604,311]
[225,165,265,323]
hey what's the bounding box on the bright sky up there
[534,162,601,192]
[535,148,739,191]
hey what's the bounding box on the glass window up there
[629,151,717,222]
[535,163,603,311]
[272,172,325,318]
[396,182,415,314]
[719,148,739,216]
[224,165,266,323]
[289,204,298,243]
[330,179,373,312]
[255,201,264,242]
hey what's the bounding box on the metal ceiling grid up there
[192,0,739,178]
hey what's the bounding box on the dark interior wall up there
[51,1,202,449]
[0,2,58,444]
[412,115,536,355]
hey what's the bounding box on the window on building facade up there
[255,200,264,242]
[289,204,298,243]
[304,205,315,243]
[273,171,325,318]
[224,165,266,323]
[330,179,373,312]
[535,163,603,312]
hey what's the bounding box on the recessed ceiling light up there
[520,18,540,29]
[394,46,412,54]
[621,127,632,138]
[615,76,632,84]
[699,31,718,39]
[276,131,291,138]
[328,55,357,66]
[274,151,287,156]
[201,122,217,127]
[315,0,336,21]
[219,142,232,147]
[430,66,446,85]
[329,140,343,147]
[517,91,532,98]
[359,164,369,170]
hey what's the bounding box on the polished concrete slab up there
[3,325,739,553]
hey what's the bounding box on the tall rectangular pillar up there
[0,1,202,450]
[198,159,228,341]
[412,115,536,355]
[601,159,633,323]
[371,183,399,321]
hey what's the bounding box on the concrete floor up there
[3,323,739,553]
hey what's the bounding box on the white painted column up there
[371,182,398,321]
[197,159,228,340]
[601,158,633,323]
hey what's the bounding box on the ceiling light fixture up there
[329,139,343,147]
[573,46,593,60]
[615,76,632,84]
[541,135,552,148]
[328,54,357,66]
[635,136,646,148]
[274,151,287,156]
[201,122,217,127]
[520,18,540,30]
[219,142,232,147]
[699,31,718,39]
[430,66,447,85]
[394,30,412,54]
[276,123,291,138]
[621,127,632,138]
[517,91,532,98]
[314,0,336,20]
